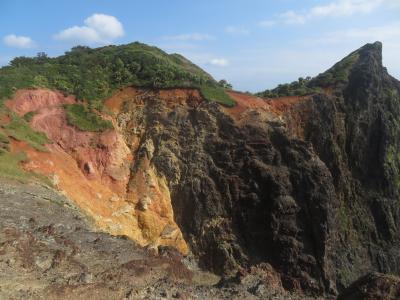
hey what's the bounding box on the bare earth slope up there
[0,178,310,300]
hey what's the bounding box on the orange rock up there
[7,87,189,255]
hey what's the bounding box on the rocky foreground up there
[1,178,399,299]
[0,178,319,300]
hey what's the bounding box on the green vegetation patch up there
[257,77,322,98]
[0,130,10,153]
[3,114,49,151]
[0,150,52,185]
[0,43,227,109]
[310,52,359,87]
[0,131,9,144]
[0,151,30,181]
[257,51,360,98]
[23,111,35,122]
[65,104,113,132]
[200,86,235,107]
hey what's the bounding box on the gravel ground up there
[0,178,317,300]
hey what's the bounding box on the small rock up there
[35,254,53,270]
[139,196,152,211]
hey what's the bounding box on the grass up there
[65,104,113,132]
[3,114,49,151]
[0,150,53,185]
[0,131,9,144]
[310,52,359,87]
[23,111,35,122]
[0,130,10,153]
[0,151,30,181]
[257,49,361,97]
[200,86,236,107]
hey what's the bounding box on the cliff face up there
[108,42,400,295]
[302,42,400,290]
[3,42,400,298]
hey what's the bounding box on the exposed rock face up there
[300,42,400,290]
[7,88,188,254]
[110,86,337,295]
[338,272,400,300]
[4,42,400,298]
[107,42,400,296]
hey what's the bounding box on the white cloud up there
[258,20,276,28]
[3,34,35,48]
[162,33,214,41]
[280,11,306,24]
[54,13,124,44]
[274,0,385,25]
[225,26,249,35]
[307,22,400,44]
[209,58,229,67]
[309,0,383,18]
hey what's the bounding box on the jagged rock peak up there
[354,41,383,68]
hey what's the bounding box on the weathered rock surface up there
[2,42,400,298]
[108,42,400,297]
[0,178,311,300]
[338,272,400,300]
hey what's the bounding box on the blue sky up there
[0,0,399,92]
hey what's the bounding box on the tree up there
[36,52,50,64]
[218,79,233,90]
[33,75,49,88]
[10,56,34,67]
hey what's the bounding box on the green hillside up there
[0,42,235,108]
[257,47,361,98]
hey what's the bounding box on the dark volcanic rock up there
[338,272,400,300]
[1,178,301,299]
[116,42,400,297]
[303,42,400,290]
[120,87,337,295]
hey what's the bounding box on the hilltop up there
[0,42,235,108]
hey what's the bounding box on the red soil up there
[105,87,142,113]
[226,91,270,116]
[266,95,311,115]
[6,89,76,116]
[157,88,203,107]
[226,91,311,119]
[5,88,132,204]
[6,87,188,253]
[105,87,203,113]
[225,91,313,139]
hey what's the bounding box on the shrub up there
[65,104,113,132]
[200,85,236,107]
[3,114,49,151]
[0,42,236,109]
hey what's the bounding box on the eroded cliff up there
[1,42,400,298]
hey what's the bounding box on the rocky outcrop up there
[338,273,400,300]
[297,42,400,290]
[6,88,188,254]
[109,86,337,296]
[4,42,400,298]
[108,42,400,297]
